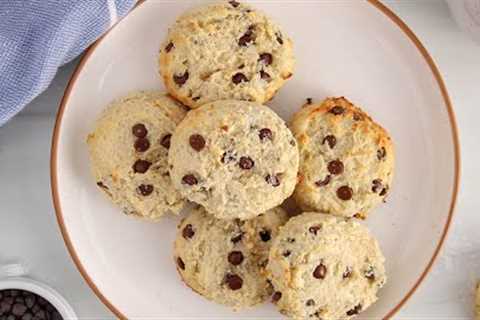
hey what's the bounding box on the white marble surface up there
[0,1,479,318]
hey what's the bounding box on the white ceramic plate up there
[51,1,460,318]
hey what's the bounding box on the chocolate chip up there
[315,175,331,187]
[283,250,291,257]
[22,313,33,320]
[133,160,151,174]
[322,135,336,149]
[239,156,254,169]
[134,138,150,152]
[306,98,313,105]
[353,213,364,219]
[229,0,240,7]
[228,251,244,265]
[372,179,383,193]
[182,224,195,239]
[259,128,273,141]
[232,72,248,84]
[306,299,315,307]
[272,292,282,303]
[327,160,344,175]
[313,263,327,279]
[25,295,35,308]
[329,106,344,115]
[380,186,389,196]
[137,184,154,196]
[231,233,243,243]
[364,266,375,280]
[309,225,321,235]
[189,134,206,151]
[192,96,201,101]
[35,310,46,319]
[11,303,27,316]
[287,237,295,243]
[259,229,271,242]
[165,42,174,52]
[96,181,109,190]
[37,297,47,306]
[337,185,353,200]
[160,134,172,149]
[221,150,237,164]
[173,71,189,87]
[238,28,255,46]
[260,70,271,81]
[258,53,273,65]
[132,123,147,138]
[275,32,283,45]
[182,174,198,185]
[177,257,185,270]
[265,174,280,187]
[353,112,364,121]
[346,304,362,316]
[224,274,243,290]
[377,147,386,160]
[290,139,296,146]
[343,267,352,279]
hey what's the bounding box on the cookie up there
[174,206,289,309]
[168,100,299,220]
[87,91,187,220]
[266,212,386,320]
[290,97,395,219]
[476,281,480,320]
[159,1,295,108]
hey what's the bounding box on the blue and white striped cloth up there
[0,0,136,126]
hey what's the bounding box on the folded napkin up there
[0,0,136,126]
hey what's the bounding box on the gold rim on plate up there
[50,1,460,319]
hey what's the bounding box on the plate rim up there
[50,1,461,319]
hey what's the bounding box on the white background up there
[0,1,479,318]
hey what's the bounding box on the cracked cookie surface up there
[174,206,289,309]
[159,1,295,108]
[290,97,395,219]
[267,212,386,320]
[168,100,299,220]
[87,91,187,220]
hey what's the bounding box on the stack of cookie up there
[86,1,395,319]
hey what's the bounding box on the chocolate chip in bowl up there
[0,267,76,320]
[0,289,63,320]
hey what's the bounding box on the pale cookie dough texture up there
[174,206,289,309]
[290,97,395,219]
[159,1,295,108]
[267,212,386,320]
[87,91,187,220]
[168,100,299,220]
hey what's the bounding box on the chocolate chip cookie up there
[87,91,187,220]
[290,97,395,219]
[266,212,386,320]
[159,1,295,108]
[174,206,289,309]
[168,100,299,220]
